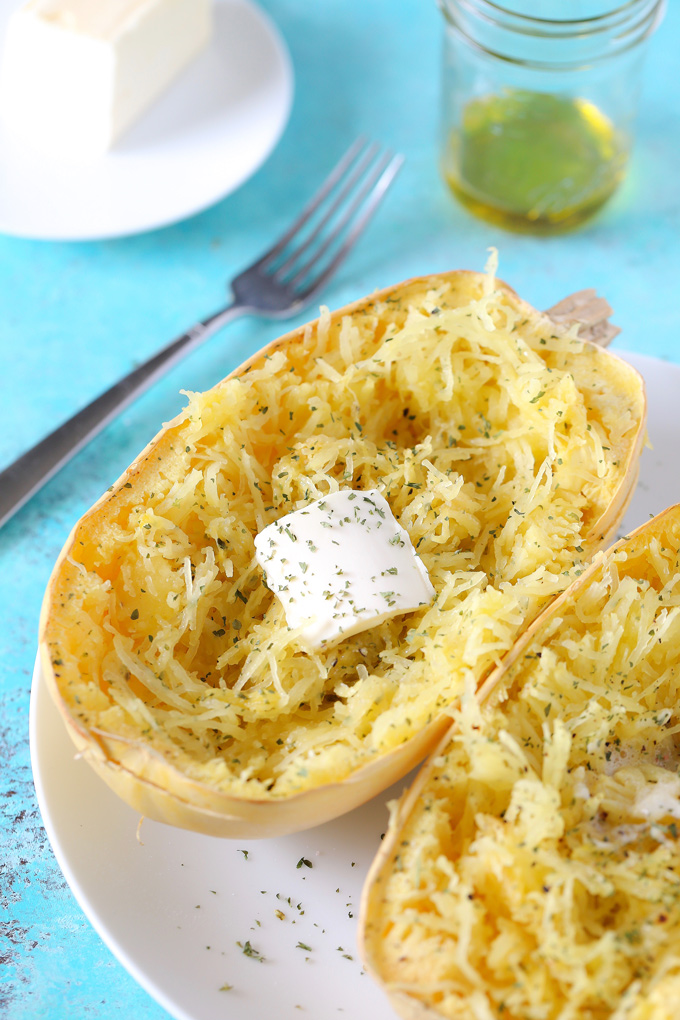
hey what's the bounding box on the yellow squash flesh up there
[360,504,680,1020]
[39,269,646,838]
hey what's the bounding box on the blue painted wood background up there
[1,0,678,1016]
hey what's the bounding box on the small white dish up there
[30,352,680,1020]
[0,0,293,241]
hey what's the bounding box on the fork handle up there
[0,301,246,529]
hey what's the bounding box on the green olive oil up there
[443,90,629,234]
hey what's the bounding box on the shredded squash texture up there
[44,273,642,802]
[366,511,680,1020]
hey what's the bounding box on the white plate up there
[0,0,293,241]
[30,351,680,1020]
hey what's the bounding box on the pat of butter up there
[254,489,435,650]
[0,0,212,155]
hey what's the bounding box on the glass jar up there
[438,0,665,234]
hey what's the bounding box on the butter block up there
[254,489,436,650]
[0,0,212,155]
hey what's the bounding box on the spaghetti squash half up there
[360,505,680,1020]
[39,268,645,837]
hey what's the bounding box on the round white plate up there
[0,0,293,241]
[30,351,680,1020]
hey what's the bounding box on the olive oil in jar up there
[442,89,629,234]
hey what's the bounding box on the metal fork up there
[0,139,403,530]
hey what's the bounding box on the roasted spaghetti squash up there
[39,267,646,837]
[360,505,680,1020]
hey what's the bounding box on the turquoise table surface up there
[2,0,679,1017]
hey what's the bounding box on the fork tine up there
[292,153,404,300]
[284,149,396,289]
[251,137,369,270]
[271,142,381,279]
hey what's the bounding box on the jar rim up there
[438,0,668,34]
[439,0,666,69]
[446,0,656,29]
